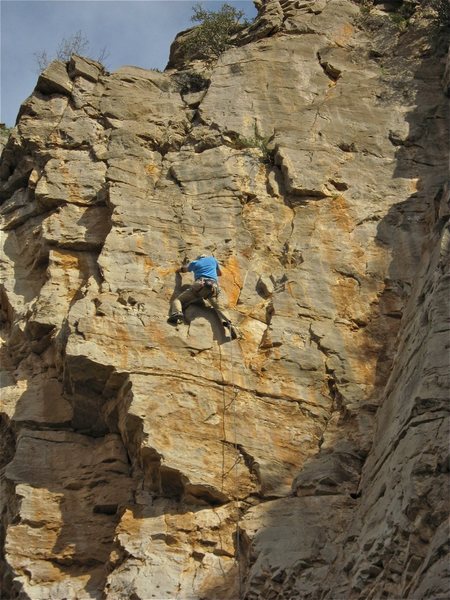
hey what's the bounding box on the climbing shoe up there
[167,312,184,325]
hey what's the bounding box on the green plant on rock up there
[392,0,418,29]
[354,0,372,13]
[235,125,275,165]
[389,11,410,30]
[184,3,248,61]
[388,0,450,30]
[175,71,210,95]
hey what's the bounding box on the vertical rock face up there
[0,1,448,599]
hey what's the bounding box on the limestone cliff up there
[0,1,449,599]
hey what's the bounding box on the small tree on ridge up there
[34,30,109,72]
[184,3,247,60]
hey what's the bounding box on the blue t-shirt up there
[188,256,220,281]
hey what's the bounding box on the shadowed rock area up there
[0,1,449,598]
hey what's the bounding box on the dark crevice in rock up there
[325,368,350,422]
[335,268,363,288]
[0,156,36,203]
[167,166,184,189]
[329,178,349,191]
[317,51,342,82]
[236,444,262,489]
[338,141,357,153]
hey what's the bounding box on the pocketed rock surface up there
[0,1,449,598]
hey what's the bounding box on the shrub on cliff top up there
[184,3,248,61]
[34,30,109,72]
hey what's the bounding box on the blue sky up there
[0,0,257,126]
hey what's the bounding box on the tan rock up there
[42,204,111,250]
[0,1,448,598]
[4,431,133,598]
[99,66,189,147]
[68,54,103,82]
[35,152,107,208]
[241,495,354,598]
[36,61,73,96]
[106,504,239,599]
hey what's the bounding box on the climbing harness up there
[192,277,219,300]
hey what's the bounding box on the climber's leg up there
[208,295,240,339]
[168,288,197,323]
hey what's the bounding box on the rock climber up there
[168,254,239,339]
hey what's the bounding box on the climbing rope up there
[170,201,243,592]
[169,176,245,593]
[217,328,242,598]
[229,334,243,599]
